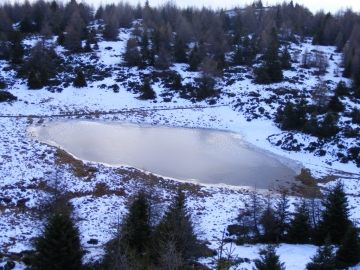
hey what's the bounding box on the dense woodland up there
[1,0,360,269]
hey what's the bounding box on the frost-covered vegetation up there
[1,0,360,269]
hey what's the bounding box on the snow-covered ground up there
[1,27,360,269]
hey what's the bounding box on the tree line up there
[228,181,360,269]
[18,173,360,270]
[1,0,360,95]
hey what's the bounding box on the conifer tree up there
[327,95,344,112]
[32,211,83,270]
[152,189,201,265]
[173,36,187,63]
[287,200,312,244]
[335,224,360,268]
[73,69,87,88]
[253,245,286,270]
[264,27,283,83]
[280,46,292,70]
[139,78,156,99]
[259,203,277,243]
[334,80,350,96]
[40,65,49,86]
[124,38,141,67]
[188,49,198,71]
[318,111,339,138]
[121,190,151,255]
[306,236,337,270]
[274,192,290,241]
[28,68,43,89]
[315,181,351,245]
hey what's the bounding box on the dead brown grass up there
[54,148,97,179]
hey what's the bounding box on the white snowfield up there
[0,26,360,269]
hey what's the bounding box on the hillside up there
[1,1,360,269]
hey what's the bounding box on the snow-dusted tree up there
[259,198,277,243]
[123,38,141,67]
[274,192,290,240]
[139,77,156,100]
[287,200,312,244]
[154,46,173,70]
[73,69,87,88]
[254,245,286,270]
[306,236,337,270]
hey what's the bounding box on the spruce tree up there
[274,192,290,241]
[327,95,344,112]
[335,224,360,268]
[32,211,83,270]
[73,69,87,88]
[121,190,151,255]
[152,189,201,265]
[306,236,337,270]
[318,111,339,138]
[188,47,198,71]
[253,245,286,270]
[287,200,312,244]
[334,80,349,96]
[281,102,297,130]
[139,78,156,100]
[264,27,283,83]
[280,46,292,70]
[173,36,187,63]
[259,204,278,243]
[28,68,43,89]
[40,65,49,86]
[315,181,351,245]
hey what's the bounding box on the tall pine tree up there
[315,181,351,245]
[287,200,312,244]
[152,189,201,266]
[253,245,286,270]
[336,224,360,268]
[306,236,337,270]
[32,211,83,270]
[121,190,151,255]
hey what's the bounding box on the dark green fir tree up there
[40,65,49,86]
[173,36,187,63]
[336,224,360,268]
[306,236,337,270]
[287,200,312,244]
[73,69,87,88]
[253,245,286,270]
[188,46,198,71]
[28,68,43,89]
[315,181,351,245]
[122,190,151,254]
[32,211,83,270]
[152,189,201,265]
[139,78,156,99]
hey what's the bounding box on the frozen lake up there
[28,120,300,189]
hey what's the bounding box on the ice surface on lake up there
[29,120,300,189]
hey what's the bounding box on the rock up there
[87,238,98,245]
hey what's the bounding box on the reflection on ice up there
[28,120,300,189]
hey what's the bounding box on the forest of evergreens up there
[1,0,360,87]
[1,0,360,268]
[22,182,360,269]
